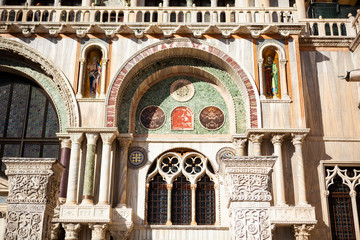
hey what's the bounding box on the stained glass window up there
[147,150,216,225]
[328,175,356,240]
[172,174,191,225]
[196,175,215,225]
[148,174,168,225]
[0,72,60,175]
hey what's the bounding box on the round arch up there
[0,38,80,131]
[257,40,286,62]
[106,38,261,131]
[80,41,109,60]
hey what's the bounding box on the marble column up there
[66,133,84,204]
[54,0,60,6]
[166,184,173,225]
[191,184,197,225]
[210,0,217,7]
[3,158,64,240]
[82,133,99,204]
[258,60,266,99]
[295,0,306,19]
[89,224,108,240]
[116,137,132,207]
[99,59,108,98]
[249,134,264,156]
[98,132,117,204]
[186,0,193,7]
[279,59,290,100]
[76,59,85,98]
[63,223,81,240]
[271,134,286,206]
[233,138,247,156]
[293,224,314,240]
[350,190,360,240]
[0,0,5,6]
[82,0,91,6]
[292,134,308,206]
[26,0,34,6]
[130,0,137,7]
[59,138,71,203]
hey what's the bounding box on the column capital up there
[69,132,84,144]
[62,223,81,240]
[85,133,99,145]
[100,132,117,145]
[249,134,264,144]
[257,59,264,65]
[271,134,285,145]
[60,138,72,149]
[233,138,247,148]
[166,184,173,190]
[291,133,307,145]
[293,224,315,240]
[89,224,108,240]
[190,184,197,190]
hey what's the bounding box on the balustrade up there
[301,17,356,38]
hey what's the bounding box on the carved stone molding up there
[63,223,81,240]
[3,157,64,240]
[271,134,285,145]
[109,207,134,240]
[291,133,306,145]
[293,224,315,240]
[59,205,111,223]
[249,134,265,144]
[268,206,317,225]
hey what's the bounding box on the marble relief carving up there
[170,79,195,102]
[199,106,225,130]
[140,106,165,130]
[171,106,193,130]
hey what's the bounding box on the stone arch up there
[0,38,80,132]
[106,38,261,131]
[257,40,290,100]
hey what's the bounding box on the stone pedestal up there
[223,156,276,240]
[3,158,64,240]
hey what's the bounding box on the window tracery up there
[146,150,217,225]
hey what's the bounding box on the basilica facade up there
[0,0,360,239]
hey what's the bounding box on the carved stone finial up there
[293,224,315,240]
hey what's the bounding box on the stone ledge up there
[269,206,317,225]
[59,204,112,223]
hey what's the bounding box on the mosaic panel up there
[199,106,225,130]
[23,144,41,158]
[3,144,20,157]
[140,106,165,130]
[43,144,60,159]
[45,103,59,138]
[171,106,193,130]
[128,147,147,168]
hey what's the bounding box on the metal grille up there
[0,73,60,174]
[172,174,191,225]
[147,174,168,224]
[328,175,356,240]
[196,174,215,225]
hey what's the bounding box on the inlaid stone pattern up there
[3,158,64,240]
[200,106,225,130]
[170,79,195,102]
[128,147,147,168]
[171,106,194,130]
[140,106,165,130]
[231,208,271,240]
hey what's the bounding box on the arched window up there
[0,72,60,175]
[325,166,360,240]
[146,149,217,225]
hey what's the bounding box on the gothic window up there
[325,166,360,240]
[0,72,60,175]
[146,149,217,225]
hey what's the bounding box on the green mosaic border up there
[118,57,246,134]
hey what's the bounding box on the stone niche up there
[2,157,64,240]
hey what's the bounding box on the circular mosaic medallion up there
[128,147,147,168]
[140,106,165,130]
[199,106,225,130]
[170,79,195,102]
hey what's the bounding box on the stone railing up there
[0,6,296,24]
[300,16,356,38]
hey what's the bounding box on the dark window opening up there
[196,175,215,225]
[148,174,168,225]
[172,174,191,225]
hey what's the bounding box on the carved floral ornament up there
[146,151,217,185]
[170,79,195,102]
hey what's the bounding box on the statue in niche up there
[264,50,280,99]
[85,49,102,98]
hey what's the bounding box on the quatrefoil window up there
[184,156,203,174]
[161,156,180,174]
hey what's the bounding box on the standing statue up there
[264,56,279,98]
[87,56,101,95]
